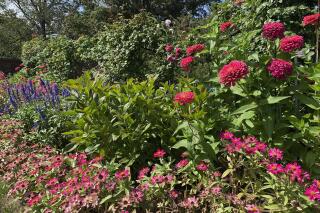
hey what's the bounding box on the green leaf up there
[221,169,233,178]
[173,121,189,135]
[99,195,113,204]
[263,204,283,210]
[296,94,320,110]
[265,96,290,104]
[232,102,258,115]
[172,139,190,150]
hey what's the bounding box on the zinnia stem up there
[317,0,320,63]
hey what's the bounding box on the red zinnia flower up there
[175,47,182,57]
[186,44,205,56]
[153,149,166,158]
[267,58,293,80]
[280,35,304,53]
[303,13,320,26]
[262,22,285,40]
[220,21,234,32]
[174,91,195,105]
[165,44,174,52]
[219,60,249,87]
[180,56,194,71]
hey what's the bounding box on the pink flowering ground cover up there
[1,119,319,212]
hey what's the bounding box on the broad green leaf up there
[266,96,290,104]
[296,94,320,110]
[232,102,258,115]
[221,169,233,178]
[172,139,190,150]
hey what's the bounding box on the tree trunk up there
[41,19,46,38]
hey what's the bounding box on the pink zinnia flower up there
[115,169,130,180]
[245,204,261,213]
[151,175,165,185]
[180,56,194,71]
[169,190,179,199]
[219,60,249,87]
[27,194,42,207]
[153,148,166,158]
[182,196,199,209]
[94,169,109,182]
[220,131,234,140]
[262,22,285,40]
[305,185,320,201]
[280,35,304,53]
[303,14,320,26]
[255,142,267,153]
[176,159,189,169]
[186,44,205,56]
[266,163,284,175]
[196,162,209,171]
[268,148,283,160]
[165,44,174,52]
[174,91,195,105]
[211,186,222,195]
[166,55,175,62]
[138,167,150,180]
[267,58,293,79]
[220,21,234,32]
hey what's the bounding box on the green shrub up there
[64,72,215,169]
[90,12,173,82]
[21,37,47,67]
[21,36,80,82]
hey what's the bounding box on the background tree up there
[0,10,32,58]
[7,0,79,38]
[102,0,217,19]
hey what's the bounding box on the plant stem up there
[316,27,319,63]
[317,0,320,63]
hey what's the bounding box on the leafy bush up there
[64,72,215,168]
[89,12,173,82]
[22,37,80,82]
